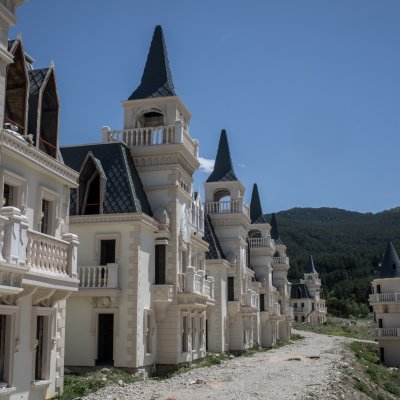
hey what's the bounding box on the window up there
[302,316,305,322]
[377,285,381,294]
[145,312,152,354]
[41,199,51,234]
[84,174,101,215]
[100,240,116,265]
[181,251,187,273]
[294,316,298,322]
[312,303,315,311]
[155,245,166,285]
[384,305,389,314]
[301,302,305,308]
[35,316,45,380]
[191,316,196,351]
[380,347,385,363]
[182,316,188,352]
[294,303,297,309]
[228,277,235,301]
[3,184,13,207]
[260,294,265,312]
[0,315,6,385]
[199,316,205,349]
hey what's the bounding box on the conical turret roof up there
[250,184,268,223]
[305,255,318,274]
[270,213,281,243]
[206,129,238,182]
[376,242,400,279]
[129,25,176,100]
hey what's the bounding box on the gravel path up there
[83,330,350,400]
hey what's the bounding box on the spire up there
[305,255,318,274]
[206,129,238,182]
[377,241,400,279]
[250,184,268,223]
[270,213,281,243]
[129,25,176,100]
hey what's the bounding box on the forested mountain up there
[265,207,400,309]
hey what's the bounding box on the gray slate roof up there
[376,241,400,279]
[291,283,312,299]
[60,142,152,216]
[250,183,268,224]
[129,25,176,100]
[305,255,318,274]
[204,214,225,260]
[206,129,238,183]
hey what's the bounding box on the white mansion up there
[61,25,294,372]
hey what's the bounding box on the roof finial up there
[129,25,176,100]
[206,129,238,182]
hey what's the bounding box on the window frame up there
[95,233,120,265]
[0,169,27,209]
[37,186,60,236]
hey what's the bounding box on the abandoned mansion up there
[0,3,336,399]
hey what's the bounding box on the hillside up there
[265,207,400,308]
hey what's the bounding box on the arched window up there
[248,229,262,239]
[213,189,232,213]
[5,41,28,133]
[139,110,164,127]
[39,70,59,158]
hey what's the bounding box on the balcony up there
[241,290,258,310]
[205,199,250,219]
[78,264,118,289]
[152,284,174,321]
[249,237,274,248]
[374,328,400,338]
[271,256,290,266]
[102,121,198,159]
[178,267,215,306]
[369,292,400,304]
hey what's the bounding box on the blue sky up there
[13,1,400,213]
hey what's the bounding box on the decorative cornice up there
[70,212,159,230]
[0,129,79,187]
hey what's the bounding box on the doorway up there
[96,314,114,366]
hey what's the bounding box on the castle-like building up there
[0,2,80,399]
[369,242,400,367]
[290,256,327,324]
[61,25,294,372]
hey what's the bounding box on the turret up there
[301,255,321,299]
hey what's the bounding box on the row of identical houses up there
[0,3,329,399]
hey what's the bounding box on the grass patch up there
[59,368,137,400]
[350,341,400,399]
[293,320,373,340]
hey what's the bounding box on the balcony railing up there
[78,264,118,289]
[272,256,290,266]
[369,292,400,303]
[241,290,258,308]
[178,267,214,300]
[102,122,198,158]
[205,200,250,218]
[374,328,400,338]
[152,284,174,302]
[249,237,273,248]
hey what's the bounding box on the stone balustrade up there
[271,256,290,266]
[369,292,400,303]
[241,290,258,309]
[26,230,79,278]
[178,266,214,300]
[374,328,400,338]
[205,199,250,218]
[79,264,118,289]
[248,237,273,248]
[152,284,174,302]
[102,121,198,158]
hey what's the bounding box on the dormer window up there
[78,153,106,215]
[5,41,28,133]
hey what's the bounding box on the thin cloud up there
[199,157,215,173]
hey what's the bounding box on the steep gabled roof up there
[206,129,238,183]
[291,283,312,299]
[204,214,225,260]
[270,213,281,243]
[60,142,152,216]
[376,241,400,279]
[305,255,318,274]
[250,184,268,224]
[129,25,176,100]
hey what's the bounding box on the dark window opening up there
[41,199,50,235]
[380,347,385,363]
[377,285,381,294]
[228,277,235,301]
[182,316,188,352]
[96,314,114,366]
[0,315,6,383]
[301,302,305,308]
[35,316,44,380]
[378,319,383,329]
[312,303,315,311]
[297,288,302,298]
[302,316,305,322]
[3,184,14,207]
[84,174,100,215]
[5,43,27,132]
[248,230,262,239]
[260,294,265,312]
[294,316,298,322]
[100,240,116,266]
[155,245,166,285]
[39,72,58,158]
[141,111,164,127]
